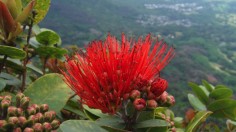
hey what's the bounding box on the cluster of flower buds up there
[130,89,175,111]
[0,93,60,132]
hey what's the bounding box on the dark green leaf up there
[188,94,207,111]
[58,120,107,132]
[209,88,233,100]
[185,111,212,132]
[36,30,60,46]
[145,127,168,132]
[0,45,26,59]
[0,58,23,72]
[36,46,67,59]
[83,105,108,120]
[63,97,86,118]
[137,111,154,122]
[0,79,6,91]
[24,73,73,114]
[96,116,125,130]
[134,119,169,129]
[188,82,208,104]
[208,99,236,120]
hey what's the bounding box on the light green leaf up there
[209,88,233,100]
[0,45,26,59]
[58,120,107,132]
[188,94,207,111]
[202,80,214,92]
[36,30,60,46]
[185,111,212,132]
[24,73,73,114]
[0,72,21,86]
[26,64,43,75]
[188,82,208,104]
[83,105,108,120]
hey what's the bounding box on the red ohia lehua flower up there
[62,34,175,114]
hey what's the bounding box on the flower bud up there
[130,90,141,100]
[44,111,56,122]
[23,128,34,132]
[16,108,23,116]
[31,104,40,113]
[35,113,44,123]
[147,99,158,109]
[43,122,52,132]
[1,100,10,111]
[27,107,36,116]
[8,117,19,125]
[167,95,175,106]
[171,127,176,132]
[20,97,30,110]
[13,127,22,132]
[16,93,25,107]
[18,117,26,127]
[0,120,7,128]
[133,98,146,111]
[7,106,17,117]
[159,91,168,103]
[33,123,43,132]
[40,104,49,113]
[51,119,60,129]
[4,95,12,101]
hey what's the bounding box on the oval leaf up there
[188,94,207,111]
[36,46,67,58]
[207,99,236,120]
[202,80,214,92]
[134,119,169,129]
[36,30,60,46]
[0,45,26,59]
[59,120,107,132]
[188,82,208,104]
[24,73,72,114]
[185,111,212,132]
[209,88,233,100]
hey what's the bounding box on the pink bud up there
[33,123,43,132]
[130,90,141,100]
[159,91,168,103]
[147,91,155,99]
[167,95,175,106]
[44,111,56,122]
[133,98,146,111]
[23,128,34,132]
[51,120,60,129]
[147,99,158,109]
[40,104,49,113]
[43,122,52,131]
[18,116,27,127]
[8,106,17,116]
[13,127,21,132]
[8,117,19,125]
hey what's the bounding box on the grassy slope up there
[40,0,236,115]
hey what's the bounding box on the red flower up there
[62,34,174,114]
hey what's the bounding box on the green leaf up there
[24,0,50,24]
[0,57,23,72]
[0,45,26,59]
[188,94,207,111]
[202,80,214,92]
[207,99,236,120]
[26,64,43,75]
[134,119,169,129]
[83,105,108,120]
[145,127,168,132]
[215,85,228,89]
[36,46,67,59]
[173,117,183,128]
[24,73,73,114]
[137,111,154,122]
[63,97,86,118]
[0,72,21,86]
[0,79,6,91]
[209,88,233,100]
[58,120,107,132]
[36,30,60,46]
[185,111,212,132]
[188,82,208,104]
[96,116,125,130]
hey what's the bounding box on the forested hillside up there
[40,0,236,115]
